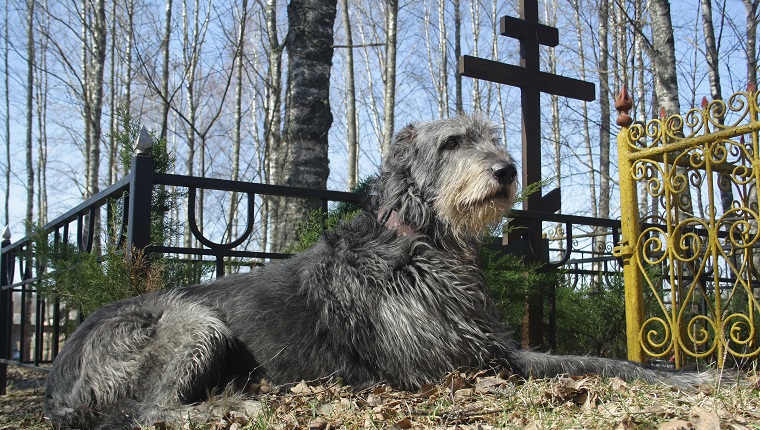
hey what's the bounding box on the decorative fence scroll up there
[614,87,760,368]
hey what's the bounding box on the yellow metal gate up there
[614,87,760,368]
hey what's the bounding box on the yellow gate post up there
[613,88,645,363]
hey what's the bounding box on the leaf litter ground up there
[2,365,759,429]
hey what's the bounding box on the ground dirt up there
[2,366,759,429]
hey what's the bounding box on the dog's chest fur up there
[285,212,510,389]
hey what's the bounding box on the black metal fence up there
[0,143,624,394]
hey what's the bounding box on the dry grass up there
[2,366,759,430]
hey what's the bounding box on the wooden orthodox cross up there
[459,0,595,349]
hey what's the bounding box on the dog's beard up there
[435,181,516,241]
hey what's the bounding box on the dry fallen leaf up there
[290,382,313,395]
[474,375,507,394]
[616,416,639,430]
[307,416,328,429]
[417,384,439,398]
[690,406,719,430]
[541,376,599,408]
[657,419,694,430]
[366,393,383,407]
[395,417,413,429]
[610,377,628,394]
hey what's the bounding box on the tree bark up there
[23,0,35,363]
[454,0,462,115]
[438,0,448,118]
[702,0,733,212]
[3,0,9,226]
[124,0,134,116]
[493,0,507,140]
[744,0,759,86]
[380,0,398,158]
[634,0,651,216]
[544,0,560,190]
[595,0,611,264]
[650,0,693,219]
[26,0,35,233]
[572,0,596,218]
[340,0,359,190]
[108,1,117,186]
[274,0,337,252]
[263,0,284,252]
[702,0,722,102]
[469,0,481,111]
[160,0,173,141]
[650,0,680,116]
[85,0,107,252]
[226,0,248,247]
[86,0,107,200]
[182,0,199,249]
[35,8,49,223]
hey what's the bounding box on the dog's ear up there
[390,123,416,160]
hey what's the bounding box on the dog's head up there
[380,115,518,241]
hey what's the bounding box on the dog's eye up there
[442,137,459,150]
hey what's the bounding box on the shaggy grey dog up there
[45,115,698,429]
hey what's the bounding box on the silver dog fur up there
[44,115,701,429]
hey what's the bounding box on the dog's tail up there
[509,350,715,388]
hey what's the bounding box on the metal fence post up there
[613,88,645,364]
[0,227,12,394]
[126,127,155,254]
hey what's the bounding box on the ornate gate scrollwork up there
[615,87,760,368]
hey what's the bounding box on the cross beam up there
[459,0,595,215]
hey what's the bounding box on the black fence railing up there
[0,139,365,393]
[0,138,624,394]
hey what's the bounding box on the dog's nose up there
[492,162,518,184]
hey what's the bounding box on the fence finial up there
[2,225,9,241]
[615,87,633,127]
[135,126,153,155]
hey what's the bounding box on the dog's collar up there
[379,210,415,237]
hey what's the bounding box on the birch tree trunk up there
[124,0,134,116]
[469,0,481,111]
[26,0,35,233]
[701,0,732,212]
[85,0,107,253]
[226,0,248,247]
[380,0,398,158]
[160,0,173,140]
[437,0,448,117]
[701,0,722,102]
[273,0,337,252]
[544,0,560,190]
[263,0,283,252]
[744,0,759,86]
[85,0,107,203]
[595,0,611,263]
[107,1,117,186]
[634,0,651,216]
[182,0,199,249]
[24,0,35,362]
[572,0,597,218]
[340,0,359,190]
[3,0,9,225]
[454,0,462,115]
[650,0,694,219]
[81,0,90,199]
[650,0,681,117]
[35,9,49,223]
[493,0,507,140]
